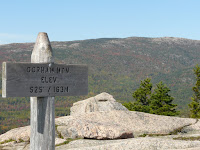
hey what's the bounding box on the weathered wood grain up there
[30,32,54,150]
[2,63,88,97]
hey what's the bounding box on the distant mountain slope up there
[0,36,200,133]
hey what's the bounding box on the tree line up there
[123,64,200,118]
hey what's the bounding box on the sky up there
[0,0,200,44]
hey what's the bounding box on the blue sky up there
[0,0,200,44]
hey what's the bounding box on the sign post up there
[2,32,88,150]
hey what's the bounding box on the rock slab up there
[56,110,196,139]
[56,138,200,150]
[182,119,200,134]
[0,126,30,143]
[0,111,199,149]
[70,92,128,116]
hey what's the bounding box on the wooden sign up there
[1,32,88,150]
[2,62,88,97]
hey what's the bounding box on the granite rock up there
[0,126,61,144]
[57,123,133,140]
[56,138,200,150]
[0,126,30,143]
[70,92,128,116]
[0,138,66,150]
[181,119,200,134]
[0,110,199,149]
[56,110,196,139]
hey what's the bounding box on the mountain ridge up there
[1,36,200,104]
[1,36,200,46]
[0,36,200,133]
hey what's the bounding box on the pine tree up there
[124,78,152,113]
[123,101,134,111]
[123,78,179,116]
[189,64,200,118]
[150,81,179,116]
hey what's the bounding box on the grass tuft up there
[173,136,200,141]
[0,139,15,144]
[55,138,82,147]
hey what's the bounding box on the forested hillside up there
[0,36,200,134]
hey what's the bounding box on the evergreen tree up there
[123,78,152,113]
[189,64,200,118]
[150,81,179,116]
[123,101,134,111]
[123,78,179,116]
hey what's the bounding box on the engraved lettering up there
[37,67,40,72]
[49,77,53,83]
[27,67,31,72]
[45,67,49,73]
[44,77,48,83]
[30,86,43,93]
[41,77,57,83]
[64,86,69,92]
[66,67,69,73]
[53,77,57,83]
[30,87,33,93]
[41,77,45,83]
[41,67,44,73]
[60,86,63,92]
[50,67,54,73]
[57,67,61,73]
[53,86,69,93]
[32,67,35,72]
[26,66,70,74]
[39,87,42,93]
[48,86,51,93]
[35,87,38,93]
[56,87,59,92]
[5,63,87,97]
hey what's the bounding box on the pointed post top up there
[31,32,54,63]
[35,32,50,45]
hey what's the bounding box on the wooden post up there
[2,32,88,149]
[30,32,55,150]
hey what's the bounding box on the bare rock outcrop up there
[1,93,200,150]
[56,138,200,150]
[56,110,196,139]
[0,110,199,149]
[0,126,65,147]
[0,126,30,143]
[182,119,200,134]
[56,119,133,140]
[70,92,128,116]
